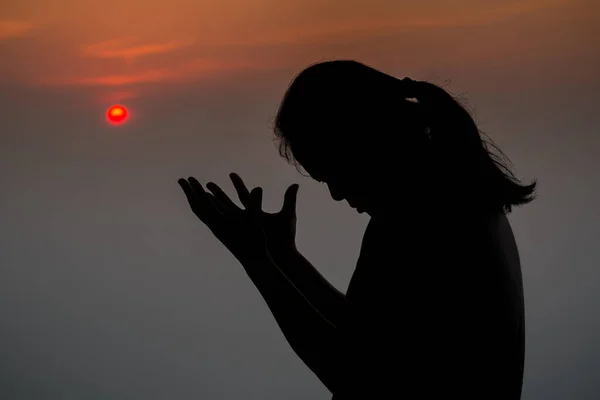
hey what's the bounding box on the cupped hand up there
[178,176,266,264]
[226,173,300,258]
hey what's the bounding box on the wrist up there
[268,242,298,263]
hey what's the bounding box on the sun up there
[107,105,128,124]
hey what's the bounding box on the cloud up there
[39,57,265,87]
[81,38,193,60]
[0,20,35,40]
[287,0,572,40]
[44,69,172,86]
[137,0,569,51]
[97,90,139,104]
[29,0,576,89]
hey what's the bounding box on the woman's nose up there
[327,182,345,201]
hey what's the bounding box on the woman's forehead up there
[293,148,324,176]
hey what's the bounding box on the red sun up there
[107,105,128,124]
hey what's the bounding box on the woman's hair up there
[272,60,536,214]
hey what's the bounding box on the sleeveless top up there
[331,210,525,399]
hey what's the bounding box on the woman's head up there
[273,60,536,215]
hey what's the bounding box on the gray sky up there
[1,1,599,399]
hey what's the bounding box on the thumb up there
[281,184,299,215]
[247,188,266,242]
[248,187,263,213]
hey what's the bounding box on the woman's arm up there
[179,176,348,393]
[268,246,348,327]
[241,250,345,394]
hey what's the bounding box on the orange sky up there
[1,4,600,399]
[1,0,598,101]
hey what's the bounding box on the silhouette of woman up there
[178,60,536,399]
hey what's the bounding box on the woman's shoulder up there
[348,210,442,298]
[363,207,506,247]
[353,209,506,287]
[361,208,454,248]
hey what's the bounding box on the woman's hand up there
[178,176,267,264]
[226,173,300,258]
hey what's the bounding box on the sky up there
[1,0,599,399]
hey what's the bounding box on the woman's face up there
[292,141,386,215]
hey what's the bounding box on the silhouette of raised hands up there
[178,173,300,264]
[178,174,265,264]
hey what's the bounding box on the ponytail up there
[399,78,537,214]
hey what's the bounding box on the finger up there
[229,173,252,208]
[187,177,209,199]
[178,178,203,214]
[178,179,196,204]
[281,183,299,215]
[186,177,220,221]
[189,178,225,213]
[179,178,207,209]
[247,187,264,229]
[206,192,228,214]
[206,181,242,212]
[249,187,263,211]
